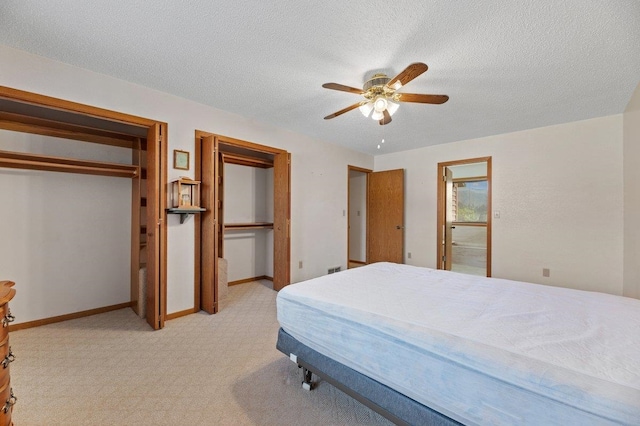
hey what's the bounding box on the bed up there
[276,262,640,425]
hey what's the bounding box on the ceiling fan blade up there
[324,102,362,120]
[397,93,449,104]
[379,109,392,125]
[322,83,365,95]
[386,62,428,89]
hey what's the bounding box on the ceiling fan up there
[322,62,448,125]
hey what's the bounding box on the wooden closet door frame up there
[145,123,168,329]
[194,131,291,313]
[195,132,218,314]
[0,85,168,330]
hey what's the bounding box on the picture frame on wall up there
[173,150,189,170]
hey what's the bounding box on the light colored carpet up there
[10,280,392,425]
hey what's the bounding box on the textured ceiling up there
[0,1,638,155]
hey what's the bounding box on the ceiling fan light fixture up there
[371,110,384,120]
[373,96,388,112]
[387,100,400,116]
[359,101,374,117]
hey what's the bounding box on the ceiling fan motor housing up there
[363,73,391,91]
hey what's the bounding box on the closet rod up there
[0,149,139,178]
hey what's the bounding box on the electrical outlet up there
[299,261,303,269]
[408,252,412,259]
[543,268,550,277]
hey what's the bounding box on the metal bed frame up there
[276,328,462,426]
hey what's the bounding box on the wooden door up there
[145,123,166,329]
[367,169,404,264]
[444,168,453,270]
[273,152,291,290]
[200,135,218,314]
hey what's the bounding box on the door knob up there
[396,225,404,230]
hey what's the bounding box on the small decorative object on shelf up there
[168,177,206,223]
[171,177,201,209]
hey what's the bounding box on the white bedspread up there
[276,262,640,425]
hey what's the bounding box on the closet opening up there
[195,132,290,314]
[0,86,168,330]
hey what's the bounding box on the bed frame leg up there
[301,367,313,391]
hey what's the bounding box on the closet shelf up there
[224,222,274,230]
[167,207,206,224]
[0,149,139,178]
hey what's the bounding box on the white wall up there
[375,115,625,296]
[623,82,640,299]
[223,164,272,282]
[0,45,374,321]
[0,131,132,322]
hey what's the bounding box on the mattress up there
[276,262,640,425]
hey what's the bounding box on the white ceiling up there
[0,1,638,156]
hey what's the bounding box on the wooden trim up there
[223,152,273,168]
[224,222,274,230]
[196,131,217,314]
[438,156,492,168]
[348,165,373,174]
[452,176,486,183]
[348,260,367,265]
[228,276,273,286]
[194,134,203,314]
[273,151,291,290]
[160,124,168,328]
[165,307,198,321]
[0,112,137,149]
[8,302,133,332]
[130,139,142,315]
[486,158,492,277]
[452,222,487,227]
[0,85,156,127]
[217,134,287,155]
[197,131,287,155]
[0,149,139,178]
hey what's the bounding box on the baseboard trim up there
[9,302,134,332]
[228,275,273,286]
[165,307,198,321]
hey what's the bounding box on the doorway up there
[347,166,405,267]
[348,166,371,268]
[437,157,492,277]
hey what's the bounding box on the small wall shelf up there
[167,207,206,224]
[224,222,274,230]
